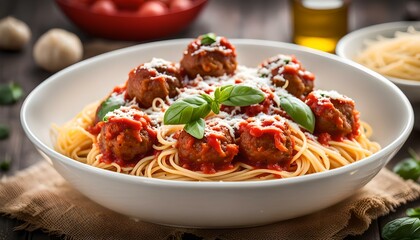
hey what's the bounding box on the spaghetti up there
[53,34,380,181]
[53,98,379,181]
[356,26,420,81]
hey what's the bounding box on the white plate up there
[21,39,413,228]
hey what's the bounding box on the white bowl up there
[336,21,420,102]
[21,39,413,228]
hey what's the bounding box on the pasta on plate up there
[53,33,380,181]
[356,26,420,81]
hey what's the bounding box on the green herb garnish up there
[407,208,420,218]
[164,96,211,126]
[279,94,315,133]
[0,124,10,140]
[164,85,265,139]
[96,94,126,122]
[393,148,420,180]
[184,118,206,139]
[219,85,267,107]
[0,82,23,105]
[200,33,217,45]
[0,154,11,172]
[382,209,420,240]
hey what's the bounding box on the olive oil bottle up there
[291,0,349,53]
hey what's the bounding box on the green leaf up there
[214,87,221,101]
[280,95,315,133]
[96,94,126,122]
[201,94,213,105]
[0,154,11,172]
[164,96,211,125]
[164,85,266,139]
[200,33,217,45]
[407,208,420,218]
[0,160,10,171]
[0,124,10,140]
[393,158,420,180]
[220,85,233,91]
[164,101,193,124]
[211,101,220,114]
[219,85,234,102]
[221,85,265,107]
[0,82,23,105]
[382,217,420,240]
[183,97,212,121]
[184,118,206,139]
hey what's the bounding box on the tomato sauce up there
[90,107,157,167]
[176,125,239,174]
[305,91,360,145]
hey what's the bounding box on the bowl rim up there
[21,38,414,188]
[336,21,420,85]
[55,0,209,18]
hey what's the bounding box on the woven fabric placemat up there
[1,161,420,240]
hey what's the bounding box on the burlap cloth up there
[1,161,420,240]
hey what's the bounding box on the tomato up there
[90,0,118,14]
[154,0,171,6]
[137,1,168,16]
[112,0,144,9]
[67,0,94,8]
[169,0,192,11]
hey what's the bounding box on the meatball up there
[98,107,156,164]
[176,121,239,173]
[180,34,237,78]
[126,58,182,108]
[305,90,360,141]
[259,54,315,100]
[239,116,294,168]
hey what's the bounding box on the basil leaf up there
[221,85,265,107]
[280,95,315,133]
[201,94,213,105]
[0,160,10,171]
[165,85,265,139]
[164,96,211,124]
[184,118,206,139]
[382,217,420,240]
[211,101,220,114]
[407,208,420,218]
[183,97,212,121]
[200,33,217,45]
[219,85,234,102]
[393,158,420,180]
[0,82,23,105]
[214,87,221,101]
[0,124,10,140]
[96,95,126,122]
[220,85,233,91]
[0,154,11,172]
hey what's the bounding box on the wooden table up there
[0,0,419,239]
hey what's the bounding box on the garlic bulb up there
[33,28,83,72]
[0,16,31,50]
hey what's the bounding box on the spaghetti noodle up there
[356,26,420,81]
[53,35,380,181]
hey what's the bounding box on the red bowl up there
[55,0,208,41]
